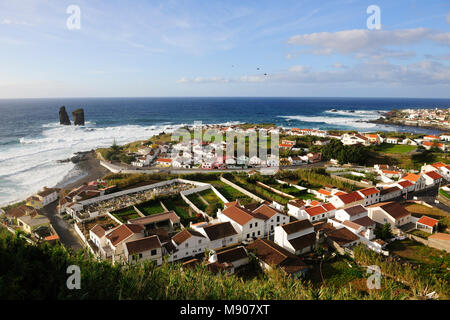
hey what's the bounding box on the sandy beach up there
[55,151,109,190]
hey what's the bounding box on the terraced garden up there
[135,199,166,216]
[163,195,203,226]
[111,207,140,223]
[227,173,290,205]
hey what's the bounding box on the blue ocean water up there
[0,97,448,206]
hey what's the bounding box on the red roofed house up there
[416,216,439,233]
[422,171,444,187]
[102,224,145,263]
[423,135,440,141]
[400,173,426,191]
[156,158,172,167]
[357,187,381,206]
[330,191,364,209]
[421,162,450,180]
[298,203,336,222]
[316,189,332,201]
[218,202,265,241]
[395,180,415,194]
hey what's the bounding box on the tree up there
[375,223,393,240]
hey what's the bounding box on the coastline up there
[368,118,447,134]
[55,151,109,190]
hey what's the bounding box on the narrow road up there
[41,202,84,251]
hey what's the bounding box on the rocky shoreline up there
[368,117,447,133]
[55,150,109,190]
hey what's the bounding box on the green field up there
[111,207,140,223]
[374,144,417,154]
[135,199,166,216]
[203,179,255,205]
[186,193,208,211]
[230,174,290,205]
[439,189,450,199]
[163,195,203,226]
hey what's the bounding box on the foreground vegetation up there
[0,231,447,300]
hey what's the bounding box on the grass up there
[204,179,255,205]
[135,199,166,216]
[439,189,450,199]
[229,174,291,205]
[111,207,140,223]
[409,229,431,239]
[163,195,203,226]
[403,202,450,231]
[186,193,208,211]
[387,239,449,265]
[374,144,417,154]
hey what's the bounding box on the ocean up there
[0,97,449,206]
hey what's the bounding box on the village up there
[96,121,450,171]
[376,108,450,132]
[1,120,449,289]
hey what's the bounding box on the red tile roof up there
[397,180,414,188]
[305,205,327,217]
[222,204,255,226]
[318,189,332,196]
[336,191,363,205]
[358,187,380,197]
[402,173,420,182]
[416,216,439,228]
[424,171,443,180]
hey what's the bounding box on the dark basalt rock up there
[59,106,71,125]
[72,108,85,126]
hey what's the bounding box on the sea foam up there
[0,122,183,206]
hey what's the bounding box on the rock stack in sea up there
[72,108,85,126]
[59,106,71,125]
[58,106,85,126]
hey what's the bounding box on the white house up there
[102,224,145,263]
[193,221,239,250]
[251,203,290,235]
[266,154,279,167]
[166,229,209,262]
[123,235,163,265]
[218,203,265,241]
[367,202,412,228]
[356,187,381,206]
[422,171,444,187]
[35,187,58,206]
[330,191,364,209]
[298,203,336,223]
[386,137,400,144]
[335,205,368,222]
[287,199,307,219]
[379,186,402,202]
[400,173,426,191]
[274,219,316,255]
[341,133,369,146]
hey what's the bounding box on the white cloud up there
[177,59,450,86]
[287,28,450,55]
[289,65,309,73]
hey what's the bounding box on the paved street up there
[41,202,84,251]
[406,185,450,212]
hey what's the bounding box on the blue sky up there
[0,0,449,98]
